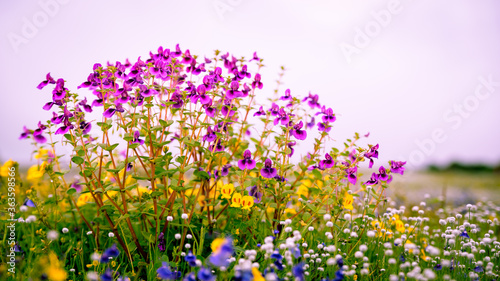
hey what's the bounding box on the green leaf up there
[66,188,77,195]
[71,156,84,165]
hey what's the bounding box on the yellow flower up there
[76,193,94,207]
[252,267,265,281]
[34,148,49,159]
[241,195,254,210]
[221,184,234,199]
[27,162,47,181]
[343,193,354,210]
[136,186,152,196]
[0,159,15,177]
[395,220,405,233]
[211,237,227,253]
[46,252,67,281]
[231,193,242,208]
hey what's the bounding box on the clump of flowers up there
[2,44,498,280]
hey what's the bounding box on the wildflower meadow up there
[1,45,499,281]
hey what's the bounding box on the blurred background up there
[1,0,499,202]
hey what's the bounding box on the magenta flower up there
[78,98,93,112]
[247,185,262,203]
[79,121,91,135]
[390,161,406,175]
[280,89,292,101]
[290,121,307,140]
[322,108,336,123]
[203,126,217,142]
[365,173,379,185]
[319,153,335,169]
[302,93,321,109]
[364,144,379,168]
[269,103,280,116]
[345,167,357,185]
[250,52,260,62]
[226,81,241,99]
[197,84,212,105]
[260,158,277,179]
[253,106,266,117]
[306,117,315,129]
[220,164,231,176]
[37,73,56,90]
[251,73,263,89]
[203,101,216,118]
[317,122,331,133]
[287,141,296,156]
[131,131,144,145]
[377,166,392,183]
[238,150,256,170]
[273,108,289,126]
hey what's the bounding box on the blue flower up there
[197,267,215,281]
[101,244,120,263]
[185,251,197,267]
[459,231,470,239]
[474,266,484,273]
[157,262,181,280]
[208,238,233,267]
[292,263,305,281]
[183,272,196,281]
[433,264,442,271]
[100,269,113,281]
[332,269,344,281]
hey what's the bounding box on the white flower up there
[175,233,181,240]
[26,215,37,223]
[20,205,28,212]
[62,228,69,234]
[186,234,192,239]
[326,221,333,227]
[308,226,314,232]
[354,251,363,258]
[47,230,59,241]
[167,216,173,221]
[109,232,115,238]
[185,243,191,249]
[86,231,93,235]
[344,213,351,221]
[324,214,331,221]
[367,230,375,238]
[181,213,188,219]
[359,245,367,252]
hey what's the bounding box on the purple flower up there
[238,150,256,170]
[103,107,116,118]
[268,103,280,116]
[226,81,241,99]
[390,160,406,175]
[209,140,224,152]
[317,122,331,133]
[203,100,216,118]
[253,106,266,117]
[19,126,31,140]
[302,92,320,109]
[203,126,217,142]
[139,85,158,97]
[208,238,233,267]
[52,78,67,101]
[280,89,292,101]
[273,108,289,126]
[260,158,277,179]
[377,166,392,183]
[237,65,251,80]
[78,97,93,113]
[247,185,262,203]
[220,164,231,176]
[131,131,145,145]
[251,73,263,89]
[287,141,296,157]
[292,263,305,281]
[37,73,56,90]
[322,108,336,123]
[32,122,47,143]
[79,121,92,135]
[169,90,184,109]
[345,167,357,185]
[319,153,335,169]
[171,44,182,58]
[250,52,260,62]
[306,117,315,129]
[365,173,379,185]
[364,144,379,168]
[197,85,212,105]
[290,121,307,140]
[221,102,235,117]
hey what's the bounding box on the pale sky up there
[1,0,500,170]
